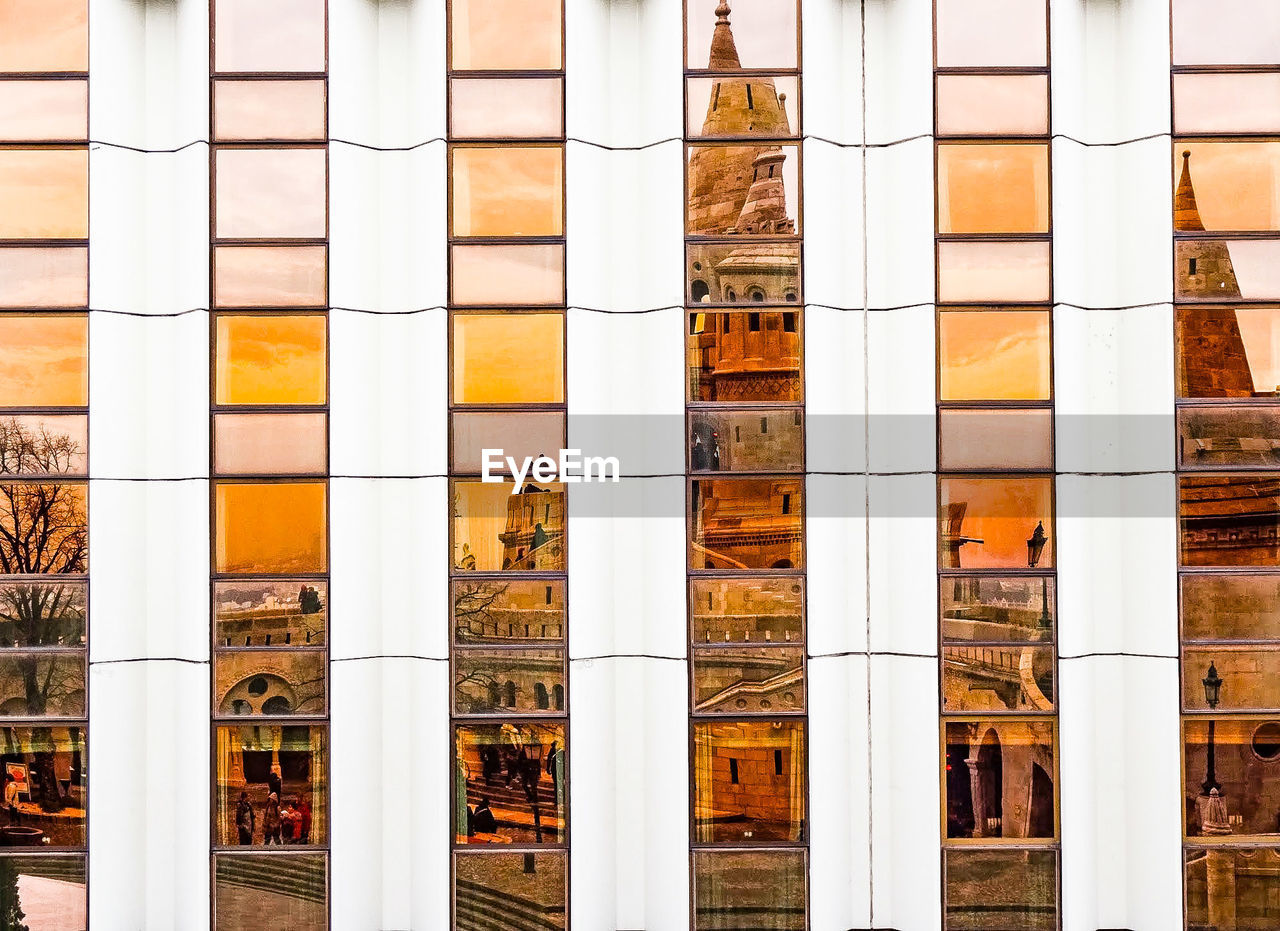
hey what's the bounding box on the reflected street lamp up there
[1026,522,1051,630]
[1202,661,1223,796]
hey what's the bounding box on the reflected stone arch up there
[220,672,297,716]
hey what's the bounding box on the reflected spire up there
[1176,150,1206,232]
[708,1,741,70]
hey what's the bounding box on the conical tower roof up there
[1176,150,1205,232]
[708,2,741,70]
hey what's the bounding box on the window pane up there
[1176,240,1280,302]
[944,720,1056,840]
[214,413,327,475]
[0,726,86,846]
[941,576,1055,643]
[1176,144,1280,233]
[936,75,1048,137]
[451,314,564,405]
[450,244,564,306]
[215,724,327,846]
[453,722,566,844]
[0,580,86,646]
[450,78,562,139]
[938,144,1050,235]
[1184,718,1280,837]
[1184,647,1280,712]
[0,150,86,239]
[1180,475,1280,568]
[687,242,801,306]
[214,0,326,73]
[942,646,1054,714]
[454,649,565,714]
[940,477,1054,571]
[0,0,87,73]
[693,850,806,931]
[686,76,799,138]
[451,147,563,237]
[452,481,565,572]
[0,81,86,142]
[215,853,326,929]
[215,315,327,406]
[1172,0,1280,65]
[1178,406,1280,468]
[0,482,87,573]
[451,412,565,475]
[1181,574,1280,642]
[1186,847,1280,930]
[0,316,87,408]
[692,646,804,714]
[0,247,86,309]
[692,719,806,843]
[939,312,1051,402]
[216,149,327,240]
[215,482,327,575]
[938,241,1052,304]
[214,246,327,309]
[0,855,86,929]
[1178,307,1280,398]
[215,581,327,648]
[689,410,804,472]
[935,0,1047,68]
[0,653,82,716]
[1174,73,1280,135]
[215,651,326,716]
[450,0,563,71]
[690,577,804,645]
[689,311,803,403]
[685,0,798,70]
[452,579,566,646]
[944,849,1057,931]
[214,80,326,141]
[454,852,566,928]
[691,477,804,570]
[687,144,800,236]
[939,409,1053,471]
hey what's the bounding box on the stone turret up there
[732,147,794,235]
[1176,150,1242,301]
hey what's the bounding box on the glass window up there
[0,80,87,142]
[939,477,1054,571]
[1180,475,1280,567]
[0,482,87,574]
[215,149,327,240]
[937,144,1050,235]
[215,651,326,716]
[453,851,566,929]
[689,410,804,472]
[692,719,806,843]
[215,482,328,575]
[0,726,86,846]
[453,722,566,845]
[693,850,806,931]
[1172,0,1280,66]
[1183,648,1280,712]
[688,311,803,403]
[1176,143,1280,233]
[0,150,87,239]
[1184,718,1280,838]
[215,724,327,846]
[0,855,86,927]
[213,80,327,142]
[451,147,563,238]
[1181,574,1280,642]
[685,0,799,70]
[939,312,1051,402]
[0,653,83,716]
[938,241,1052,304]
[214,246,328,309]
[1176,240,1280,303]
[213,0,326,74]
[215,581,327,648]
[1177,307,1280,398]
[452,481,566,572]
[0,316,87,408]
[0,580,87,646]
[691,478,804,570]
[686,76,800,139]
[936,75,1048,137]
[0,0,87,73]
[935,0,1047,68]
[1174,73,1280,135]
[686,242,801,306]
[215,315,327,406]
[451,412,565,475]
[452,579,566,646]
[939,409,1053,471]
[942,646,1054,714]
[0,247,86,309]
[692,646,804,714]
[214,413,328,475]
[454,649,565,714]
[944,848,1057,931]
[944,720,1056,840]
[214,853,326,929]
[450,78,562,139]
[449,0,563,71]
[451,314,564,405]
[450,244,564,307]
[1178,406,1280,468]
[690,577,804,645]
[941,575,1055,643]
[687,144,800,236]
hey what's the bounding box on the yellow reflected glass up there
[215,482,327,574]
[0,0,87,73]
[450,0,562,71]
[939,311,1051,401]
[452,314,564,405]
[0,150,87,239]
[938,144,1050,235]
[451,147,563,237]
[215,315,327,406]
[0,315,87,407]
